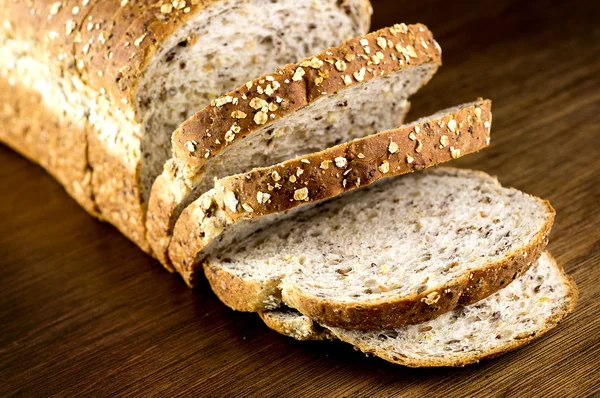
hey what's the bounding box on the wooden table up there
[1,0,598,396]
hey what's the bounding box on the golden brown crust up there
[3,0,95,72]
[283,206,554,329]
[171,23,442,171]
[87,132,150,252]
[73,0,130,89]
[146,160,187,269]
[168,101,491,283]
[220,101,490,222]
[204,263,282,312]
[0,74,98,216]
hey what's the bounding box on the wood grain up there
[1,0,599,396]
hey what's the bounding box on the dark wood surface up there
[1,0,599,396]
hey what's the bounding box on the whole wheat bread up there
[167,102,491,286]
[202,168,554,329]
[147,23,442,266]
[0,0,371,250]
[261,252,578,367]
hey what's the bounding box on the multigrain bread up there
[0,74,98,216]
[0,0,371,250]
[147,23,442,266]
[261,252,578,367]
[202,168,555,329]
[167,102,491,285]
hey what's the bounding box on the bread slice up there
[261,252,578,367]
[168,102,492,285]
[147,23,443,266]
[201,168,554,329]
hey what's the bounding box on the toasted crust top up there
[171,23,442,171]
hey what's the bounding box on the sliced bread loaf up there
[201,168,555,329]
[168,101,492,285]
[1,0,371,251]
[261,252,578,367]
[147,23,443,265]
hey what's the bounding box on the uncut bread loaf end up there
[0,0,371,251]
[261,252,578,367]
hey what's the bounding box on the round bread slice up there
[147,23,442,267]
[200,167,554,329]
[261,252,578,367]
[168,101,492,285]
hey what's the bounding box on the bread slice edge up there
[261,252,578,367]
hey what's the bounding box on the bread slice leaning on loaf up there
[0,0,371,251]
[167,101,491,286]
[201,168,555,329]
[147,23,443,267]
[261,252,578,367]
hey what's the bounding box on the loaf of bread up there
[261,252,578,367]
[1,4,577,368]
[0,0,372,250]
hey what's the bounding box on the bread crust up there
[169,101,492,285]
[0,75,98,216]
[0,72,150,250]
[87,132,151,252]
[3,0,94,72]
[206,264,283,313]
[148,22,440,270]
[146,159,190,267]
[261,253,578,367]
